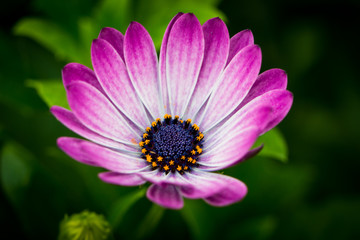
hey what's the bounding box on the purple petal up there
[240,68,288,108]
[166,13,204,116]
[50,106,138,152]
[204,89,292,147]
[159,13,184,115]
[66,81,140,144]
[62,63,104,93]
[204,179,248,206]
[226,29,254,65]
[91,39,150,129]
[179,171,247,206]
[146,184,184,209]
[98,27,125,61]
[233,89,293,135]
[184,17,230,119]
[199,45,262,131]
[261,90,293,133]
[98,172,146,186]
[199,145,263,171]
[198,127,261,171]
[204,105,273,150]
[58,137,149,173]
[124,22,161,119]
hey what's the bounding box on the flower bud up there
[58,210,111,240]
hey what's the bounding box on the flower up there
[58,210,111,240]
[51,13,293,209]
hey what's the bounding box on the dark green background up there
[1,0,359,239]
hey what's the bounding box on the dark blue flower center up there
[139,114,204,174]
[153,124,193,159]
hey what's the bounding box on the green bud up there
[58,210,111,240]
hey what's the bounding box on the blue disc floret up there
[139,114,204,174]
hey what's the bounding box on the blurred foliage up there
[1,0,360,239]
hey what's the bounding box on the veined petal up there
[232,89,293,135]
[226,29,254,65]
[159,13,184,115]
[124,22,161,119]
[98,172,146,186]
[198,127,260,171]
[199,45,262,131]
[66,81,140,144]
[50,106,138,153]
[98,27,125,61]
[166,13,204,116]
[205,89,292,145]
[261,90,293,133]
[62,63,104,93]
[146,184,184,209]
[204,106,272,150]
[204,178,248,207]
[91,38,150,129]
[199,145,263,171]
[58,137,148,173]
[179,170,247,207]
[184,17,230,120]
[240,68,288,108]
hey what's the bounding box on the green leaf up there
[13,18,81,63]
[254,128,288,162]
[107,187,146,230]
[26,79,68,109]
[135,204,165,239]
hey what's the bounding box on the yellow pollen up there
[181,156,186,160]
[152,162,157,167]
[156,118,161,122]
[157,156,163,162]
[188,157,193,162]
[184,166,188,170]
[143,133,148,139]
[145,139,150,145]
[196,133,204,141]
[141,148,147,154]
[167,114,172,119]
[192,159,196,164]
[175,115,179,119]
[193,124,199,131]
[196,147,202,154]
[191,150,196,155]
[146,127,151,132]
[163,165,169,171]
[169,160,174,165]
[177,165,182,171]
[146,154,152,162]
[186,119,192,124]
[151,121,157,127]
[180,120,183,123]
[139,141,144,147]
[164,114,168,119]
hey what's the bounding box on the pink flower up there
[51,13,293,209]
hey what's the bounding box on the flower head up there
[51,13,293,209]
